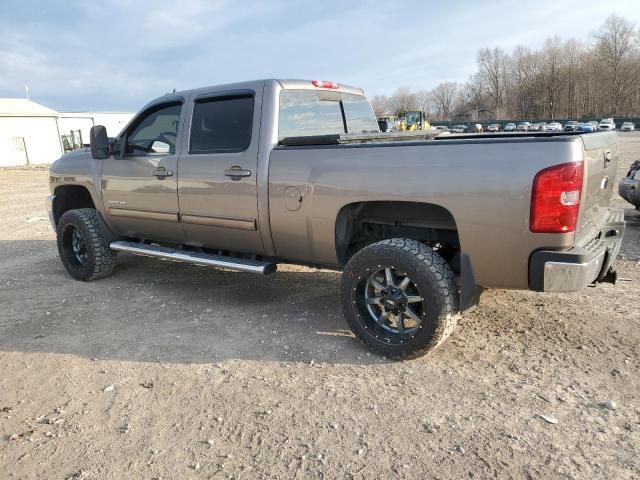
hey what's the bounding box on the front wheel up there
[56,208,115,281]
[340,239,459,359]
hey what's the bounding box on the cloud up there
[1,0,639,110]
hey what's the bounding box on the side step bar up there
[110,241,277,275]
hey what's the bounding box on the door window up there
[125,103,182,155]
[190,95,254,153]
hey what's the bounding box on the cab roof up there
[169,79,364,100]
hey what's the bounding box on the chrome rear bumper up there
[529,210,625,292]
[541,250,606,292]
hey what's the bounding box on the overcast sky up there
[1,0,639,113]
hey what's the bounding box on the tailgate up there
[575,132,619,244]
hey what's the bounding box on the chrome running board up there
[110,241,277,275]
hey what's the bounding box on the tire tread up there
[57,208,114,281]
[341,238,459,360]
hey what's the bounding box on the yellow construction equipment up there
[397,111,431,131]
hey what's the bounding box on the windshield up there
[403,111,421,126]
[279,90,379,139]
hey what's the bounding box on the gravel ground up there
[0,135,639,479]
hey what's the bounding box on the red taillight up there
[311,80,339,89]
[530,161,583,233]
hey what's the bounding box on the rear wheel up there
[56,208,115,281]
[340,238,459,359]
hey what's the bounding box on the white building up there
[58,112,134,146]
[0,98,134,167]
[0,99,63,166]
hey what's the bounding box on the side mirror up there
[90,125,109,159]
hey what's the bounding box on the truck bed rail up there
[278,130,587,147]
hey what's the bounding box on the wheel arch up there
[52,185,96,226]
[335,201,482,312]
[335,200,460,265]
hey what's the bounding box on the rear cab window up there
[278,90,379,140]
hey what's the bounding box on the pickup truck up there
[48,79,625,359]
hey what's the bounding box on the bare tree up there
[477,47,508,118]
[563,38,583,118]
[388,87,418,114]
[593,14,639,114]
[508,46,540,118]
[576,50,602,116]
[366,14,640,121]
[370,95,390,117]
[541,36,564,119]
[414,90,434,120]
[462,73,485,112]
[431,82,459,120]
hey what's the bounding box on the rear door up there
[177,89,264,254]
[101,100,186,243]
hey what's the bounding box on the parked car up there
[599,118,616,131]
[471,123,483,133]
[486,124,501,132]
[517,122,530,131]
[451,124,468,133]
[619,160,640,209]
[47,78,625,359]
[621,122,635,132]
[431,126,451,136]
[547,122,563,132]
[564,121,580,132]
[538,122,548,131]
[504,122,516,132]
[529,123,541,131]
[578,123,595,133]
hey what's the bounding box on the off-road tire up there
[56,208,115,281]
[340,238,459,359]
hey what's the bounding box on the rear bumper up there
[529,210,625,292]
[619,177,640,207]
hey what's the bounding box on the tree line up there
[370,14,640,122]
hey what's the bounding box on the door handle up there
[224,166,251,180]
[153,168,173,179]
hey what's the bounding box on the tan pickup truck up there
[48,79,625,359]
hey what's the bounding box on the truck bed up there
[269,131,619,289]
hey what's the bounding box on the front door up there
[101,100,186,243]
[178,90,264,254]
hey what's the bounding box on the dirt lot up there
[1,136,639,480]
